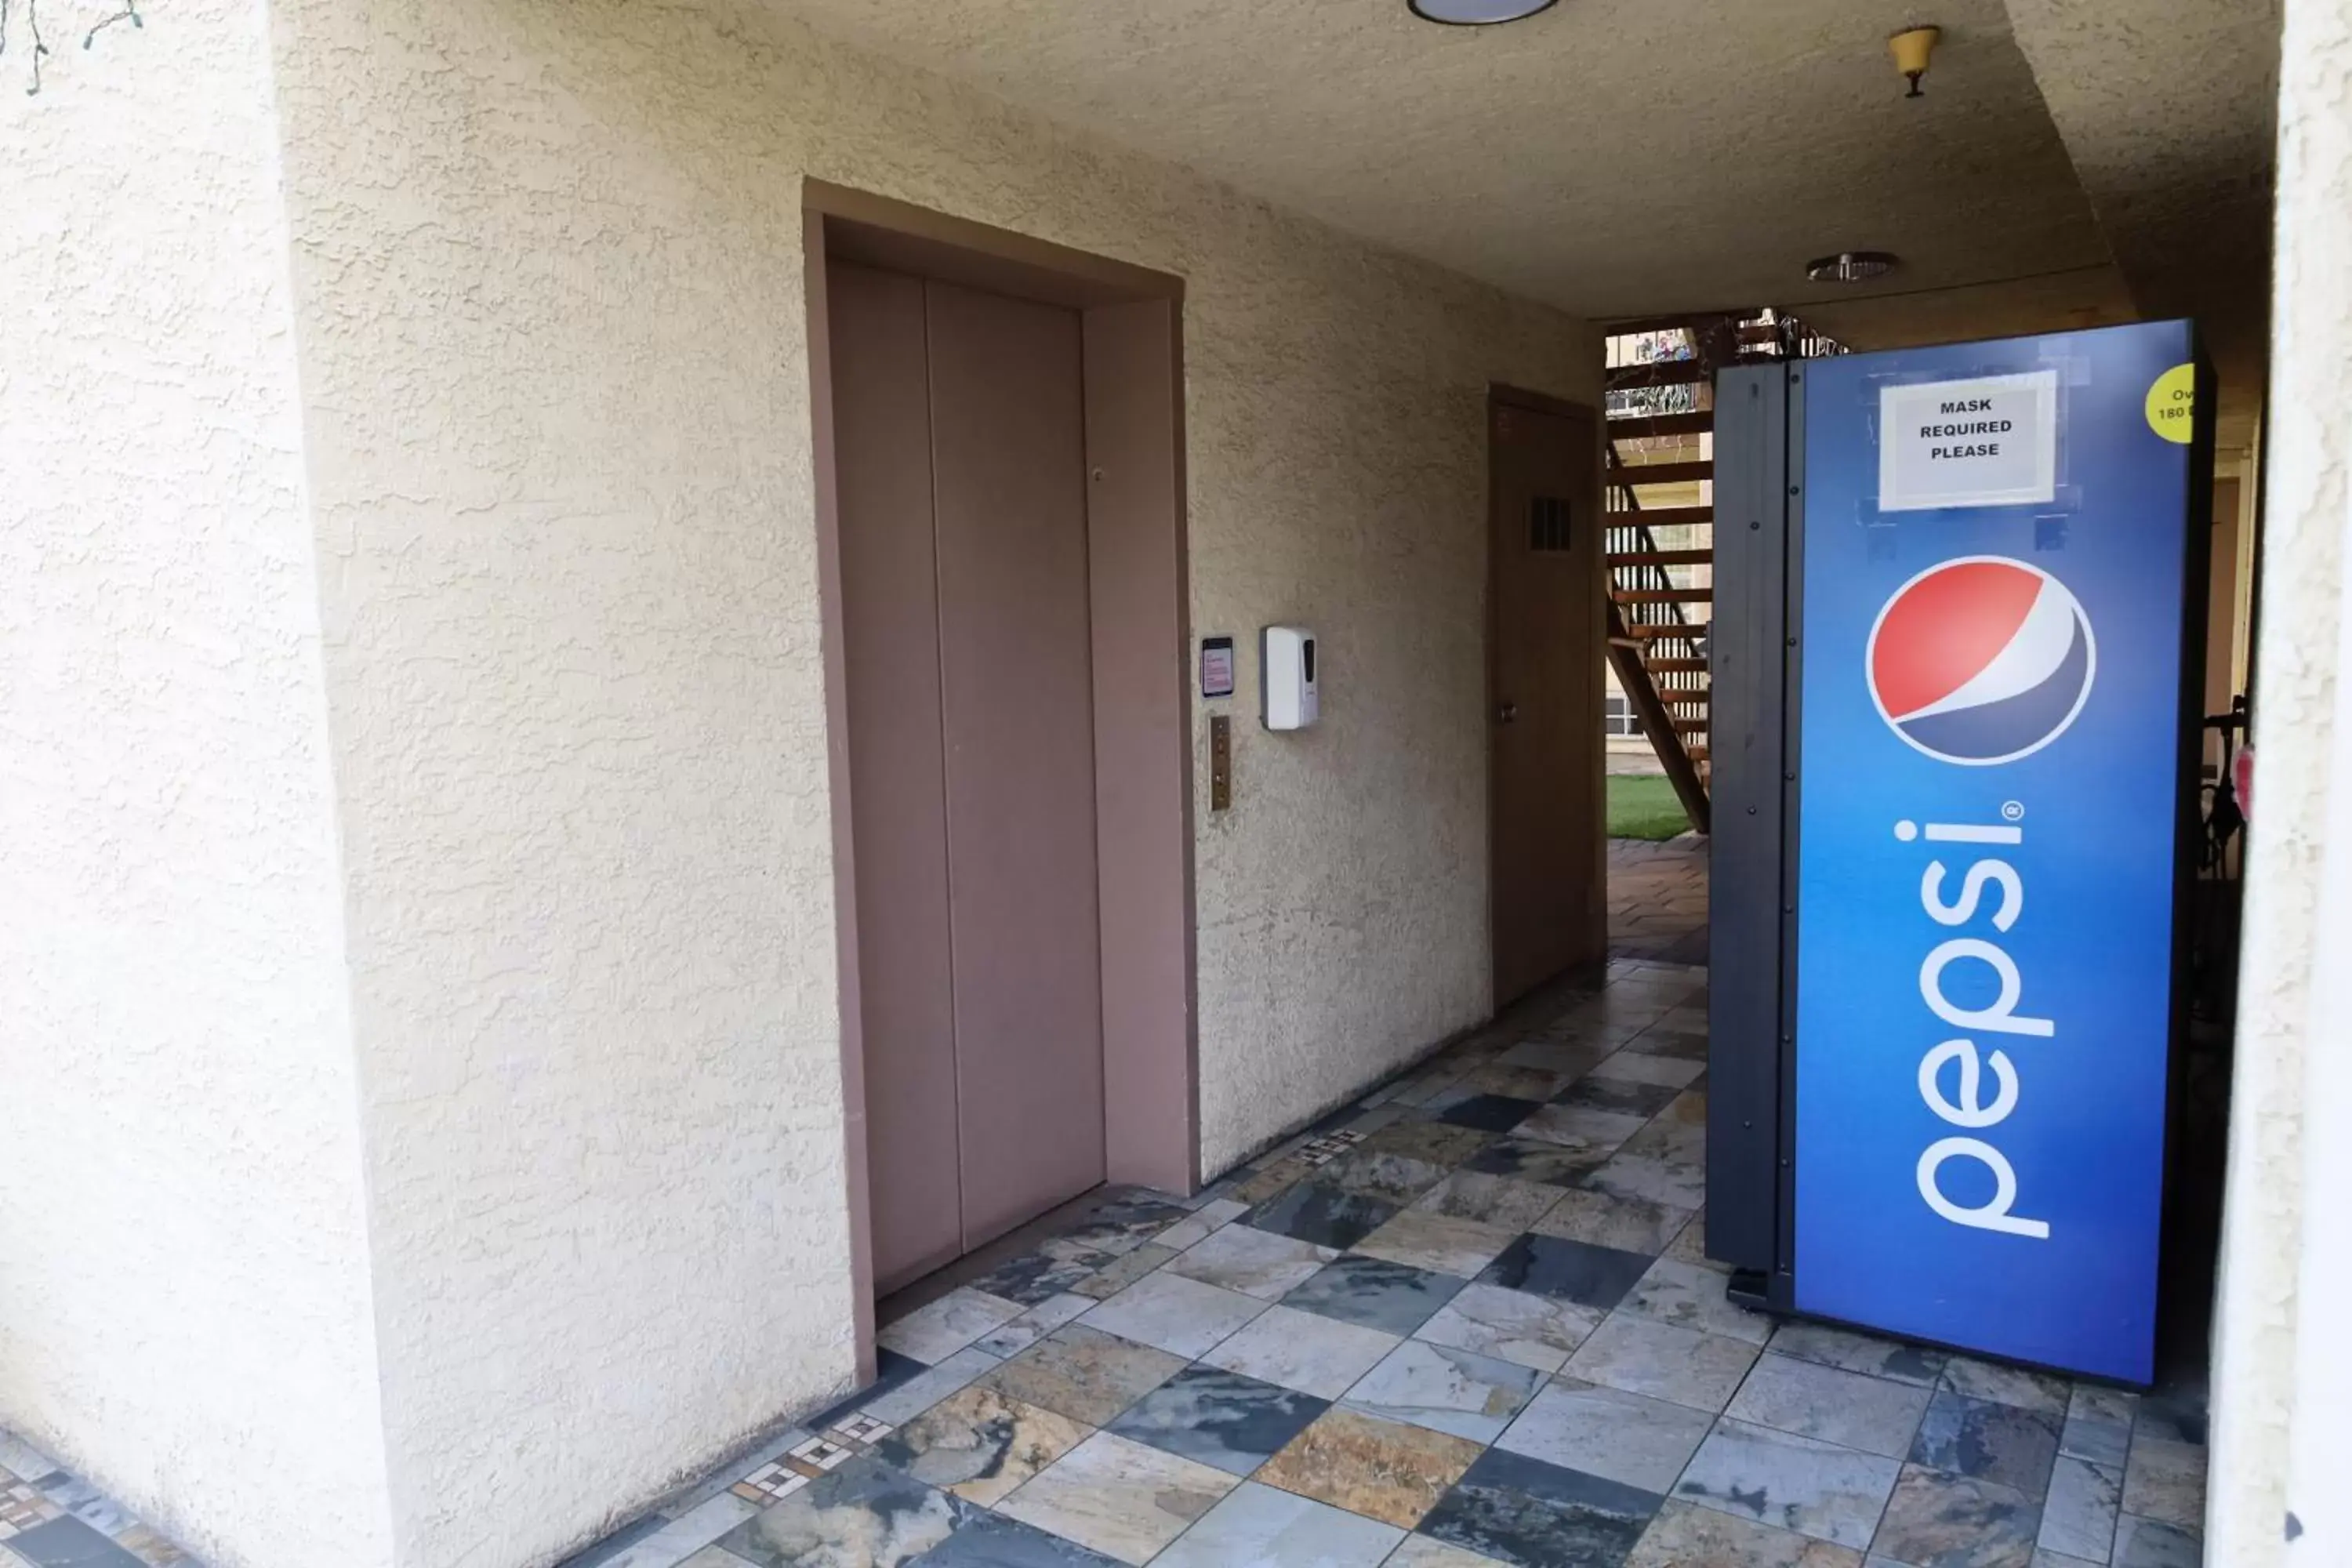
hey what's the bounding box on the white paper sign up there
[1878,370,2058,513]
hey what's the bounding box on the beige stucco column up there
[2205,0,2351,1561]
[0,0,397,1563]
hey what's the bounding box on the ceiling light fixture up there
[1889,25,1940,97]
[1409,0,1557,26]
[1806,251,1900,284]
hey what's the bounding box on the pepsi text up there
[1898,815,2052,1240]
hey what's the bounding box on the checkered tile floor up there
[566,959,2208,1568]
[2,960,2211,1568]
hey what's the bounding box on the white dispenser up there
[1261,626,1319,731]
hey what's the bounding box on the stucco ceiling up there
[2005,0,2281,455]
[773,0,2124,340]
[775,0,2278,443]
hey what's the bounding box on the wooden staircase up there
[1602,311,1845,835]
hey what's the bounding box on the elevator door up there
[829,263,1108,1293]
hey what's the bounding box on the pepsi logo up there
[1867,557,2096,765]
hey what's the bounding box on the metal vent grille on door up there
[1530,495,1573,552]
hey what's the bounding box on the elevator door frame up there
[803,182,1197,1381]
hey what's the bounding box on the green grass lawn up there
[1608,773,1694,840]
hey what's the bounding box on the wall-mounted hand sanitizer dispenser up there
[1261,626,1318,731]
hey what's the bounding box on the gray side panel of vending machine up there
[1706,361,1797,1293]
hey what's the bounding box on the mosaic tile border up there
[0,1442,199,1568]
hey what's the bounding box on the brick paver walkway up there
[1608,837,1707,966]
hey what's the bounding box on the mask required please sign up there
[1878,368,2059,513]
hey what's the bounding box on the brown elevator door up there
[830,264,963,1290]
[925,278,1107,1251]
[828,263,1107,1294]
[1489,395,1606,1008]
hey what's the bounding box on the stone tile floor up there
[0,960,2211,1568]
[0,1429,198,1568]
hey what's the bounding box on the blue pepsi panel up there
[1791,322,2196,1382]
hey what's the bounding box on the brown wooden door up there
[1489,391,1606,1007]
[828,264,1108,1292]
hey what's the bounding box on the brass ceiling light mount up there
[1890,25,1941,97]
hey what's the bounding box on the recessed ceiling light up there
[1410,0,1557,25]
[1806,251,1900,284]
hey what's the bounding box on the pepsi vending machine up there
[1706,321,2211,1384]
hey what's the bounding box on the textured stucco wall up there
[260,1,1595,1563]
[2208,1,2350,1562]
[0,3,396,1566]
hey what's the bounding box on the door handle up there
[1497,702,1519,724]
